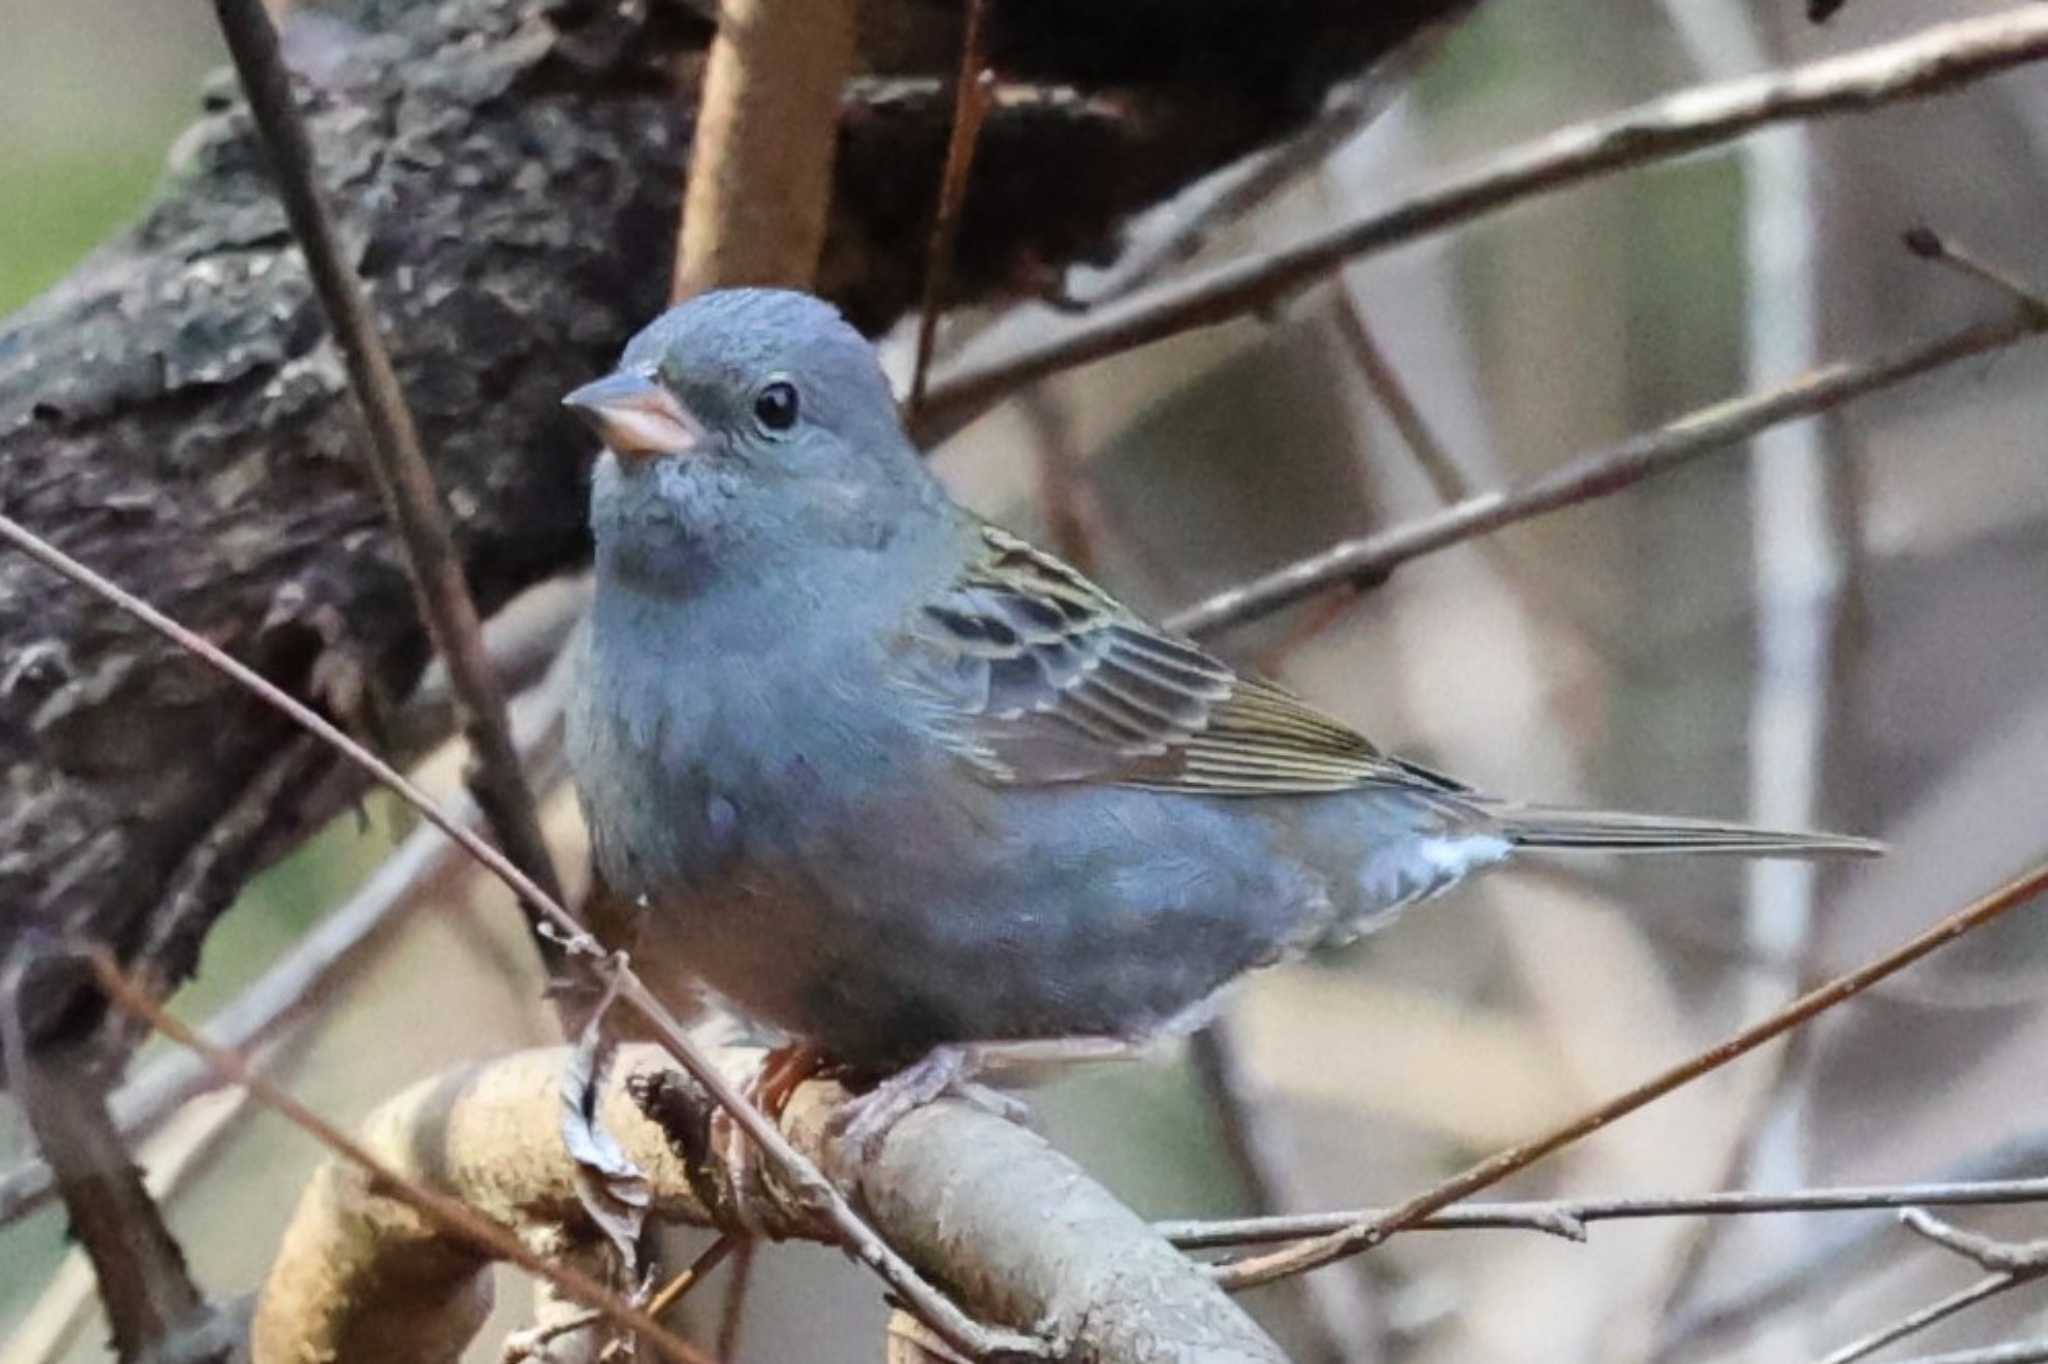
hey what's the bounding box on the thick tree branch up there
[233,1042,1283,1364]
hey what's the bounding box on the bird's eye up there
[752,380,799,434]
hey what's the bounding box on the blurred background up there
[4,1,2047,1362]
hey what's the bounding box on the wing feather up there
[893,523,1456,796]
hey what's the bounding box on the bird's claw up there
[824,1045,1033,1165]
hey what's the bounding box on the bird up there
[561,287,1879,1151]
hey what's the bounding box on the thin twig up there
[908,0,993,415]
[651,1236,741,1319]
[1903,1208,2048,1274]
[83,948,720,1364]
[209,0,564,966]
[1206,854,2048,1289]
[1655,1140,2048,1362]
[1905,226,2048,315]
[1327,287,1473,503]
[1818,1274,2028,1364]
[0,512,1048,1361]
[1157,1176,2048,1249]
[1815,1210,2048,1364]
[1163,308,2048,640]
[1895,1344,2048,1364]
[917,7,2048,437]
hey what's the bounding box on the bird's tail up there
[1487,803,1882,858]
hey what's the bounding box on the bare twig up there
[0,513,1046,1361]
[1656,1124,2048,1358]
[917,7,2048,436]
[1905,226,2048,315]
[672,0,858,299]
[1157,1176,2048,1249]
[1815,1211,2048,1364]
[1163,308,2048,640]
[654,1236,741,1318]
[1,960,206,1362]
[1903,1208,2048,1274]
[1206,854,2048,1289]
[1895,1345,2048,1364]
[1819,1275,2030,1364]
[209,0,564,968]
[907,0,993,414]
[1327,287,1473,503]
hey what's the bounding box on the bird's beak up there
[562,372,705,459]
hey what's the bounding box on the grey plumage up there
[564,288,1879,1076]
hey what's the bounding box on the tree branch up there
[217,1038,1285,1364]
[918,6,2048,437]
[1163,307,2048,640]
[1155,1176,2048,1249]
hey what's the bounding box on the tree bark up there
[0,0,1464,1053]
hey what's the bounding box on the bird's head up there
[565,289,944,594]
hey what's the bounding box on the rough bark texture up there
[0,0,1460,1052]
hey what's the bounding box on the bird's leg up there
[712,1041,827,1229]
[826,1036,1139,1162]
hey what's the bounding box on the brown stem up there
[672,0,859,300]
[908,0,994,415]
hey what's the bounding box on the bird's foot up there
[712,1041,828,1231]
[824,1044,1033,1165]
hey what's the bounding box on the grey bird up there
[563,288,1879,1145]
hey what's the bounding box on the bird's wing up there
[890,523,1465,796]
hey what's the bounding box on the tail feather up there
[1490,803,1883,858]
